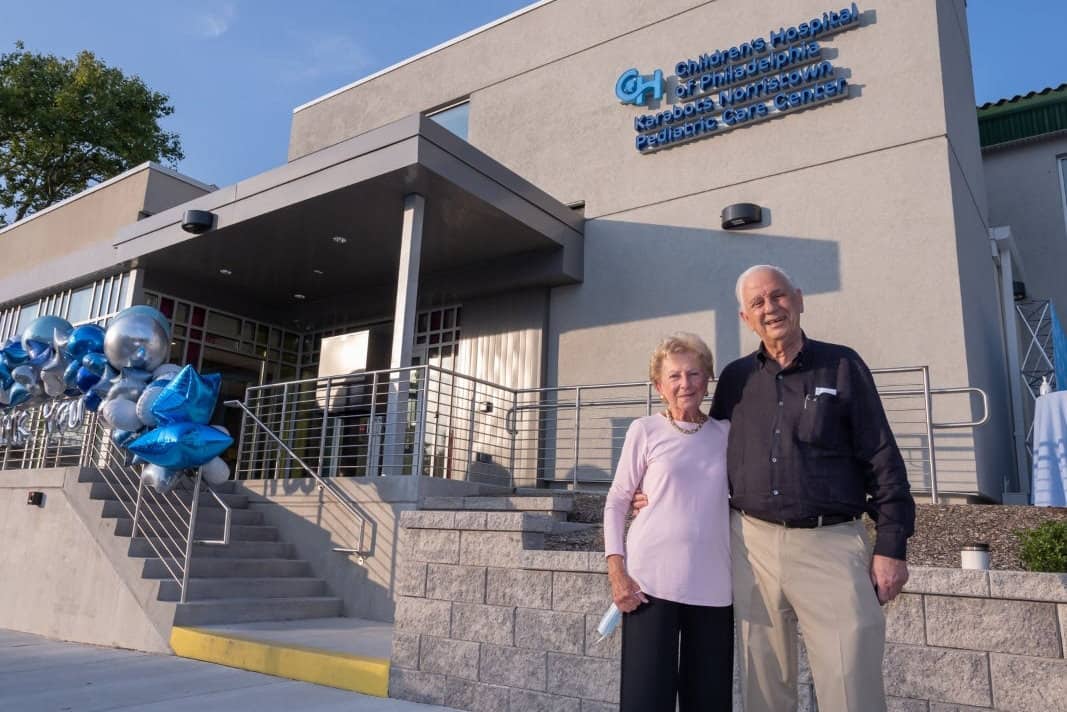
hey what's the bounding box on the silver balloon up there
[199,456,230,486]
[11,364,37,386]
[0,385,10,406]
[152,363,182,381]
[136,385,165,428]
[100,397,143,432]
[141,463,183,494]
[41,345,71,397]
[104,308,171,371]
[66,397,85,429]
[108,376,148,402]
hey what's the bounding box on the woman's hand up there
[607,555,648,613]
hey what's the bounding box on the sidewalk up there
[0,628,457,712]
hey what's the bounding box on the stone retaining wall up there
[390,511,1067,711]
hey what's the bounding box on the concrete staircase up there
[79,468,343,626]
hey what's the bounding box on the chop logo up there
[615,68,664,106]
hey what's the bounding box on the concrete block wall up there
[885,567,1067,711]
[392,512,1067,711]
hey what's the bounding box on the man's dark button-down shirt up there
[710,336,915,559]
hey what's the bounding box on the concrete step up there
[90,481,249,509]
[421,495,573,519]
[101,499,263,525]
[142,557,312,579]
[159,577,327,602]
[115,517,278,541]
[79,467,238,493]
[128,537,292,560]
[173,596,344,626]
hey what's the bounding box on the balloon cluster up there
[0,306,233,493]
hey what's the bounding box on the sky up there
[1,0,1064,189]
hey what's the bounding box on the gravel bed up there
[546,497,1067,571]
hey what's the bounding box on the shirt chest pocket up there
[797,393,845,451]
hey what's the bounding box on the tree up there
[0,42,183,226]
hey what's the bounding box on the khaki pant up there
[731,511,887,712]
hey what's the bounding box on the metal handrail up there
[85,415,233,604]
[225,399,369,562]
[229,363,991,507]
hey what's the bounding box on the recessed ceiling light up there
[219,268,233,276]
[313,269,324,275]
[293,293,306,300]
[331,236,348,244]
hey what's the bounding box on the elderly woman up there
[603,332,732,711]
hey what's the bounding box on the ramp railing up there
[230,365,988,503]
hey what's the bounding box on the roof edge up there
[0,162,214,236]
[292,0,557,115]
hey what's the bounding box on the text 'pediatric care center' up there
[616,4,861,152]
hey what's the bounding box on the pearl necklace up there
[663,409,708,435]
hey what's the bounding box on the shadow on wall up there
[549,219,841,368]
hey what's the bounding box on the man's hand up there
[870,554,908,605]
[631,488,648,516]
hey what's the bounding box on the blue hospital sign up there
[618,3,862,153]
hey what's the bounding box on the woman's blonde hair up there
[649,332,714,383]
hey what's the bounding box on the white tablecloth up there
[1032,391,1067,506]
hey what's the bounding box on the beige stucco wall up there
[0,169,150,283]
[290,0,1005,495]
[0,468,170,652]
[0,165,211,308]
[984,134,1067,308]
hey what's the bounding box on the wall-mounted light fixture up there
[181,210,216,234]
[721,203,763,230]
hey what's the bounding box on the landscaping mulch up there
[547,495,1067,571]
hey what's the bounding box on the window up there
[428,101,470,141]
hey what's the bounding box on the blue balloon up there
[75,366,102,393]
[25,340,50,362]
[2,338,27,365]
[64,360,81,388]
[8,383,29,407]
[26,344,53,368]
[151,366,221,425]
[22,316,73,354]
[110,428,140,448]
[83,391,103,412]
[81,352,109,376]
[127,422,233,469]
[66,324,107,359]
[0,364,11,390]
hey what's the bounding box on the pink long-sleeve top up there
[603,413,731,606]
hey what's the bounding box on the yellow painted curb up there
[170,626,389,697]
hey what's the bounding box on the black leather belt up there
[742,511,859,528]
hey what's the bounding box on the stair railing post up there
[180,470,204,604]
[131,476,146,540]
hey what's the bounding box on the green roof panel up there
[977,83,1067,148]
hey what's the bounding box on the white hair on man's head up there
[735,264,798,306]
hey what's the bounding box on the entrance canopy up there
[113,115,584,330]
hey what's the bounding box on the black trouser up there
[620,596,733,712]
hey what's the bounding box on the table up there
[1031,390,1067,506]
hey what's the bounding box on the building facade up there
[3,0,1058,505]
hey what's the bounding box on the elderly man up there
[637,264,914,711]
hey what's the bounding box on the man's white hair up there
[735,265,798,306]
